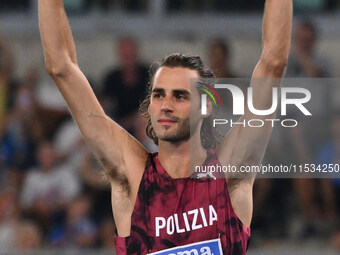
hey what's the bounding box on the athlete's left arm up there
[216,0,293,227]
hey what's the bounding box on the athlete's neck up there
[158,138,206,179]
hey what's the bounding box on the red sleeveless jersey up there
[114,150,250,254]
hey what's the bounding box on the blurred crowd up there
[0,36,117,252]
[252,20,340,248]
[1,0,340,13]
[0,18,340,253]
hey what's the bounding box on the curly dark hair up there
[139,53,222,149]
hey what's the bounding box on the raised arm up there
[254,0,293,79]
[217,0,293,226]
[38,0,148,225]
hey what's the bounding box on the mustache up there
[158,114,180,122]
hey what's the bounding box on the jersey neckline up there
[151,150,217,181]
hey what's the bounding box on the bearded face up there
[148,67,203,144]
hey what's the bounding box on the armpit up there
[99,156,131,196]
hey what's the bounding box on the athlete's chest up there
[133,177,228,241]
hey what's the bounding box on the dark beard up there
[158,114,201,143]
[158,117,191,143]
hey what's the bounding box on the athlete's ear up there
[203,98,213,119]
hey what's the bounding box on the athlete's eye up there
[175,94,189,101]
[153,93,163,99]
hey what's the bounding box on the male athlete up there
[38,0,292,254]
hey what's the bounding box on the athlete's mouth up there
[158,118,178,125]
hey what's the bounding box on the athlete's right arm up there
[38,1,148,195]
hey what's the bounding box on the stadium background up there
[0,0,340,254]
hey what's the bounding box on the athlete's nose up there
[160,97,174,113]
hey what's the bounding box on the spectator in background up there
[34,72,70,139]
[0,69,44,174]
[53,115,86,170]
[102,38,148,136]
[49,195,97,248]
[285,19,334,239]
[286,18,332,132]
[207,39,238,78]
[20,141,81,234]
[206,39,251,117]
[287,19,330,77]
[317,113,340,241]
